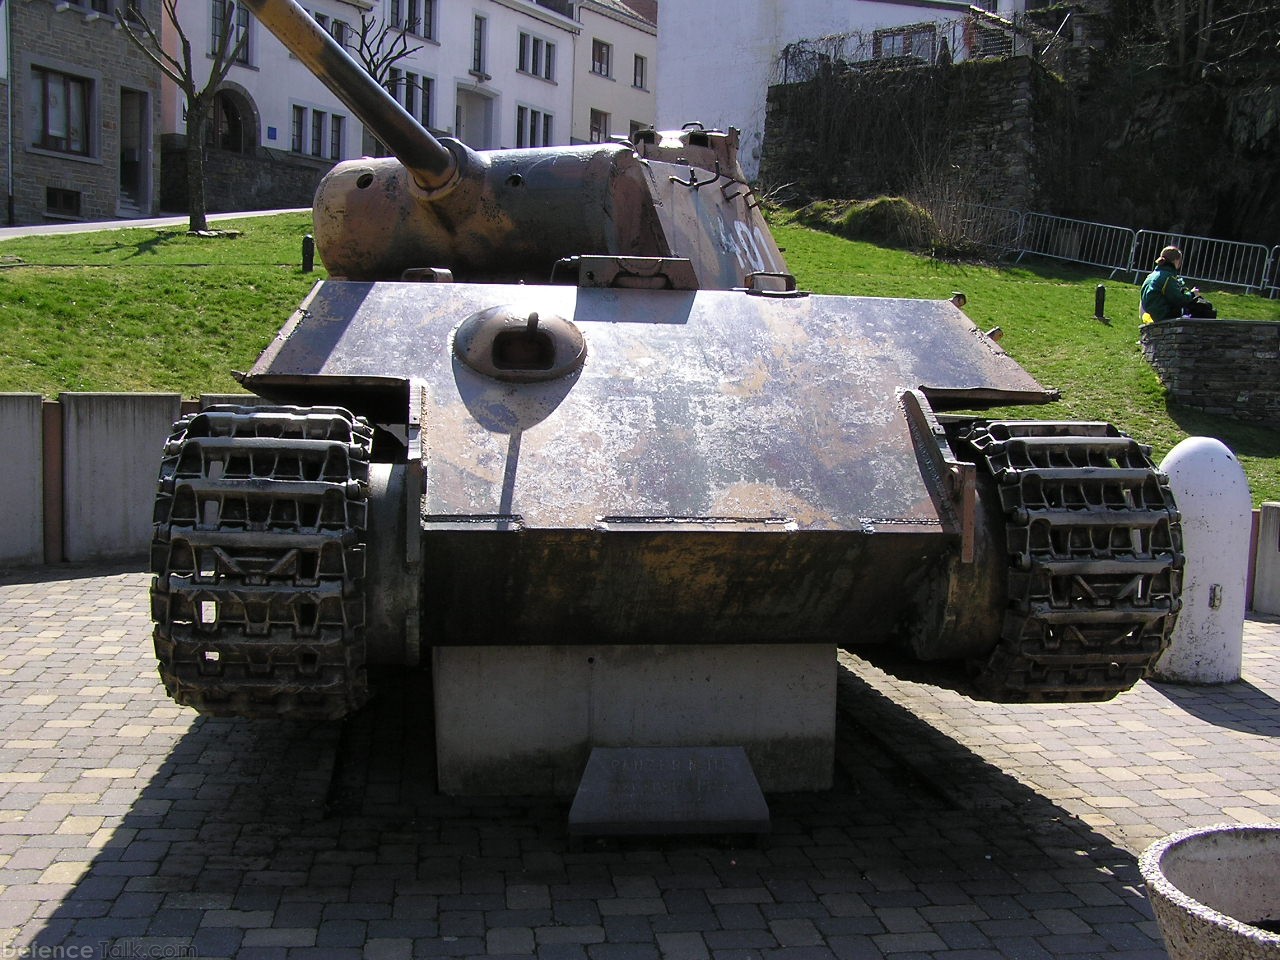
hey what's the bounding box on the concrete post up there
[0,394,45,565]
[1254,503,1280,616]
[60,393,182,562]
[1152,437,1252,684]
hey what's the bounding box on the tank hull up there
[236,279,1049,653]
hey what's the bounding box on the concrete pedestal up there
[1152,437,1251,685]
[432,643,835,796]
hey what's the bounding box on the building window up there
[632,54,646,89]
[591,39,611,77]
[589,108,609,143]
[330,115,344,160]
[211,0,251,64]
[46,187,82,217]
[628,120,648,140]
[291,104,305,152]
[472,15,487,75]
[872,24,937,62]
[292,105,344,159]
[31,67,92,156]
[312,10,327,30]
[518,33,555,81]
[392,0,430,35]
[420,76,434,128]
[516,105,552,148]
[311,110,325,156]
[331,19,348,48]
[404,72,419,118]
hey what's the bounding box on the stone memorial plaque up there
[568,746,770,836]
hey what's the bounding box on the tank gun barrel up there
[238,0,457,192]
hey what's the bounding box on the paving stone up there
[537,946,589,960]
[486,926,535,954]
[536,926,608,945]
[5,571,1280,959]
[655,931,710,960]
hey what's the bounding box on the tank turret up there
[242,0,781,288]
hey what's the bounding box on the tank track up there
[150,405,373,719]
[959,420,1183,702]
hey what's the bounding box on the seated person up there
[1141,246,1216,322]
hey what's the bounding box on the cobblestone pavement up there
[2,565,1279,960]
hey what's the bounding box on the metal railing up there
[924,200,1278,297]
[1016,213,1137,276]
[772,10,1065,83]
[924,200,1023,255]
[1130,231,1273,294]
[1264,246,1280,299]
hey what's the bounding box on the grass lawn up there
[0,213,319,395]
[1,210,1277,502]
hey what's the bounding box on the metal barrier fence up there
[1130,230,1273,293]
[927,199,1279,297]
[923,200,1023,255]
[1016,213,1137,275]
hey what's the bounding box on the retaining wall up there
[0,395,45,566]
[0,393,218,567]
[1140,319,1280,425]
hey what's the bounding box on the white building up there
[164,0,584,170]
[657,0,995,181]
[570,0,655,144]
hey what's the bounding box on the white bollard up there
[1151,437,1252,684]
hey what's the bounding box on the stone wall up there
[760,50,1280,245]
[760,57,1074,213]
[1140,319,1280,424]
[160,136,332,213]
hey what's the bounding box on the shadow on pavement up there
[20,660,1167,958]
[1145,677,1280,737]
[0,561,147,586]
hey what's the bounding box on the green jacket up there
[1141,261,1197,322]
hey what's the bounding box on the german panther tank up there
[148,0,1182,791]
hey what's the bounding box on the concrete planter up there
[1140,823,1280,959]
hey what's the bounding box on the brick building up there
[0,0,659,225]
[1,0,162,224]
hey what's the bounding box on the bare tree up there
[117,0,248,231]
[350,12,424,155]
[1152,0,1280,76]
[352,12,424,86]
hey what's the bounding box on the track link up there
[150,405,373,719]
[960,421,1183,702]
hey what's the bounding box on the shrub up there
[793,197,943,250]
